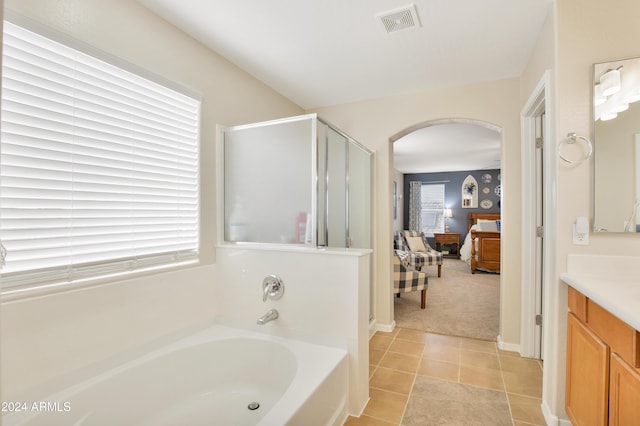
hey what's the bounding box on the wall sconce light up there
[613,102,629,113]
[600,111,618,121]
[443,208,453,233]
[600,67,622,96]
[594,84,606,106]
[626,89,640,104]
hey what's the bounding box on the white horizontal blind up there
[420,183,445,236]
[1,21,200,290]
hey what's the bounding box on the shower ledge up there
[216,242,372,257]
[561,254,640,331]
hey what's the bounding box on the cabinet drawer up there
[587,299,640,368]
[438,235,457,244]
[568,286,588,322]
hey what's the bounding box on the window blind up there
[1,21,200,290]
[420,183,445,236]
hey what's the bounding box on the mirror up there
[593,57,640,232]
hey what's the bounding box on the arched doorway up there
[390,118,504,341]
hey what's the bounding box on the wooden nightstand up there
[433,232,460,258]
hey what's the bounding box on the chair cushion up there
[406,235,427,252]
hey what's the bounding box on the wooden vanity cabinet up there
[609,353,640,426]
[566,286,640,426]
[566,312,609,425]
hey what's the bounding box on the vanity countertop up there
[562,254,640,331]
[561,272,640,332]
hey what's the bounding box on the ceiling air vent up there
[377,4,421,34]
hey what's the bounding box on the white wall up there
[1,3,371,417]
[311,77,523,345]
[520,0,640,422]
[1,0,303,398]
[4,0,304,267]
[552,0,640,421]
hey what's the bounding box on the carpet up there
[394,258,500,341]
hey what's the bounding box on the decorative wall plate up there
[481,173,492,183]
[482,187,490,194]
[480,199,493,209]
[494,184,502,196]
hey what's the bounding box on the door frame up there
[520,71,556,358]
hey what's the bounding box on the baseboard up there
[541,399,571,426]
[371,320,395,336]
[368,319,378,338]
[497,335,520,353]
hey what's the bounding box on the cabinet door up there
[566,312,609,426]
[609,353,640,426]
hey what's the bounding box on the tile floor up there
[345,327,545,426]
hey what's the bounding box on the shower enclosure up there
[222,114,372,249]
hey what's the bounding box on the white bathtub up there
[3,325,349,426]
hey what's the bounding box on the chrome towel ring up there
[558,133,593,165]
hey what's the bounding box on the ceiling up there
[137,0,551,172]
[394,123,501,174]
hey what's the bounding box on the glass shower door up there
[223,115,315,244]
[348,142,372,249]
[326,126,348,248]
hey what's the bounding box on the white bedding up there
[460,224,479,264]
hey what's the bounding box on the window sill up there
[1,260,199,303]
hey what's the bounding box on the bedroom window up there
[0,20,201,293]
[420,183,445,236]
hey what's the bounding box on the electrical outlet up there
[572,222,589,245]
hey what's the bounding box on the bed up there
[460,212,501,274]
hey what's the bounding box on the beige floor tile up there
[417,358,459,382]
[375,328,399,338]
[508,393,546,425]
[370,367,416,395]
[344,414,398,426]
[388,339,425,357]
[461,349,501,371]
[422,342,461,363]
[369,364,377,378]
[423,332,461,348]
[500,355,543,374]
[403,376,512,426]
[502,370,543,398]
[370,335,394,351]
[395,328,428,342]
[460,337,497,353]
[363,387,408,425]
[459,365,505,391]
[369,348,386,365]
[367,328,544,425]
[498,348,522,358]
[379,352,421,373]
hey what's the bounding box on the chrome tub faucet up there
[257,308,279,325]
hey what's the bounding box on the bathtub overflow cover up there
[247,402,260,411]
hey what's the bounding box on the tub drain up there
[247,402,260,411]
